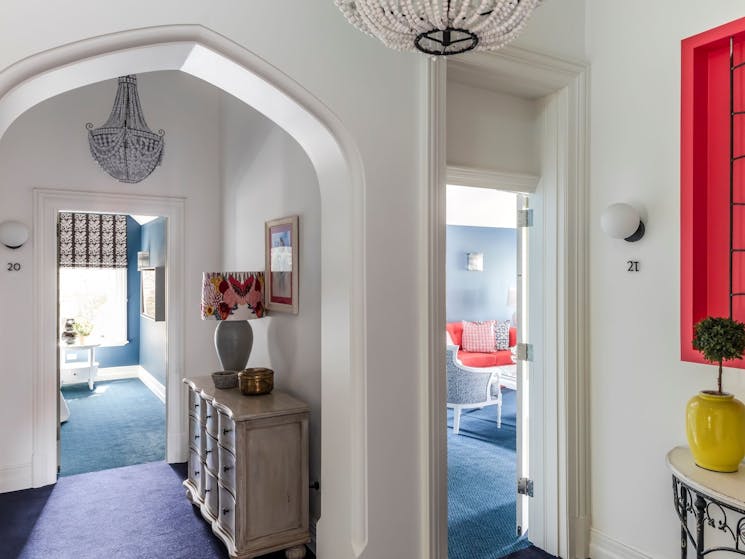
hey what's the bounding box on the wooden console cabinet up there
[183,376,310,559]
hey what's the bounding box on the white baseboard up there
[167,429,188,463]
[97,365,141,381]
[590,529,652,559]
[138,366,166,404]
[0,462,32,493]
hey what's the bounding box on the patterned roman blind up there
[58,212,128,268]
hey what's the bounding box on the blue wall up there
[76,217,141,368]
[446,225,516,323]
[139,217,167,384]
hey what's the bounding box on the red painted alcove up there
[682,16,745,368]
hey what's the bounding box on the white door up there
[515,193,532,539]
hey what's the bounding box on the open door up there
[515,193,531,538]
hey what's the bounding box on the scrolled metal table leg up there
[694,493,706,559]
[679,481,688,559]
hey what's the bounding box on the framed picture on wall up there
[140,266,165,321]
[265,215,299,314]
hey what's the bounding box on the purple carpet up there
[0,460,554,559]
[0,461,304,559]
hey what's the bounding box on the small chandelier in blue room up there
[336,0,542,56]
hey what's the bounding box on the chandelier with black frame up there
[336,0,542,56]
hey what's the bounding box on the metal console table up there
[668,446,745,558]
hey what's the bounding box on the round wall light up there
[0,220,30,249]
[600,203,645,242]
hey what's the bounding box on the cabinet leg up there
[285,545,306,559]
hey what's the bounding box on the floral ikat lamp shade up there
[201,271,265,371]
[201,272,265,321]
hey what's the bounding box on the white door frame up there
[12,26,369,558]
[421,48,591,559]
[34,189,186,471]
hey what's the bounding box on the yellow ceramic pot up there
[686,391,745,472]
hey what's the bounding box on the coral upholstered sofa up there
[446,321,517,368]
[445,321,518,434]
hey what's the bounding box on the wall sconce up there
[601,203,645,242]
[0,220,29,249]
[137,251,150,271]
[466,252,484,271]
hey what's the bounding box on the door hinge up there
[517,477,534,497]
[516,343,533,362]
[517,208,534,227]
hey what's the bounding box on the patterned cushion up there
[461,320,497,353]
[495,321,511,350]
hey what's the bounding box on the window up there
[57,211,129,346]
[59,267,128,345]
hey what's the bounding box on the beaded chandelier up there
[336,0,542,56]
[87,75,165,183]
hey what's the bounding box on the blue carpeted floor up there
[448,388,531,559]
[0,405,553,559]
[60,378,165,476]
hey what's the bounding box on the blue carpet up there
[60,378,165,476]
[0,451,549,559]
[0,461,311,559]
[448,389,532,559]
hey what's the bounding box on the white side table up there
[60,342,100,390]
[667,446,745,558]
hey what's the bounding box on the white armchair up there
[446,345,502,435]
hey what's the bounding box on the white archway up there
[1,25,367,558]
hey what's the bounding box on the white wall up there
[514,0,587,61]
[588,2,745,558]
[446,80,540,175]
[0,2,594,556]
[219,93,322,523]
[0,3,425,558]
[0,71,222,488]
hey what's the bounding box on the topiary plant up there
[692,316,745,394]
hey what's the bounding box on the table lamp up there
[201,271,265,372]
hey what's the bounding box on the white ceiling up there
[446,184,517,228]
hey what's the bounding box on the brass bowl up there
[238,367,274,396]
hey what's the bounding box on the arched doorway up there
[0,24,367,558]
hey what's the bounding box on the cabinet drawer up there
[218,484,236,538]
[204,469,218,519]
[218,412,236,451]
[188,388,202,419]
[205,433,219,474]
[218,444,237,495]
[188,415,204,455]
[204,400,218,438]
[188,449,204,499]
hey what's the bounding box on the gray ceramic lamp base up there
[214,320,253,372]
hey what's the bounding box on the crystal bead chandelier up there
[87,75,165,183]
[336,0,541,56]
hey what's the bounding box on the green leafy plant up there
[73,318,93,337]
[692,316,745,394]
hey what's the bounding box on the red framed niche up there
[682,16,745,368]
